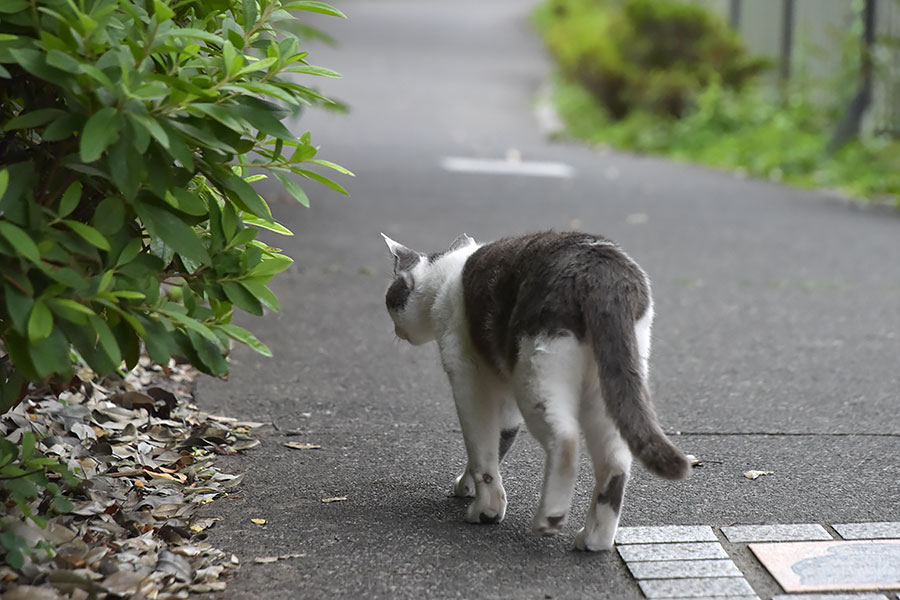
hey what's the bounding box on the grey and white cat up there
[382,231,688,551]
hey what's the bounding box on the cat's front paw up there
[573,527,614,552]
[464,479,507,524]
[452,471,475,498]
[533,512,567,537]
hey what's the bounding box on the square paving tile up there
[721,524,831,543]
[627,559,742,580]
[750,540,900,592]
[617,526,718,544]
[618,542,729,562]
[833,522,900,540]
[638,577,755,598]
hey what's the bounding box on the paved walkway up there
[196,1,900,598]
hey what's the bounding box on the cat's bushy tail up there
[586,300,689,480]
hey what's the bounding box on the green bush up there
[0,0,351,407]
[536,0,768,118]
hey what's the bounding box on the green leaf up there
[159,308,221,346]
[305,159,355,176]
[0,222,40,263]
[153,0,175,21]
[4,108,67,130]
[88,314,122,368]
[250,254,294,277]
[281,1,347,18]
[240,279,280,312]
[29,327,71,379]
[21,432,35,461]
[186,329,229,376]
[222,281,263,316]
[287,65,342,78]
[219,323,272,357]
[27,301,53,344]
[4,547,24,570]
[0,169,7,199]
[4,283,33,333]
[52,494,74,514]
[220,173,273,222]
[45,49,81,73]
[134,200,210,265]
[93,196,126,235]
[58,181,82,218]
[273,171,309,207]
[47,298,96,323]
[293,168,349,195]
[242,214,293,236]
[62,220,111,250]
[127,113,169,149]
[0,0,29,12]
[80,107,119,162]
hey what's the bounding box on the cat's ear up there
[381,233,422,274]
[448,233,475,252]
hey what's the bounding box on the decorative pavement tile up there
[617,526,718,545]
[833,522,900,540]
[771,595,890,600]
[618,542,729,562]
[750,540,900,592]
[638,577,755,598]
[721,524,832,543]
[649,597,758,600]
[627,559,742,580]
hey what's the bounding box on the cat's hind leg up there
[513,334,583,537]
[574,386,632,551]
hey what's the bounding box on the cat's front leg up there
[453,396,521,499]
[443,358,507,522]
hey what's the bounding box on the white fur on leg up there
[453,468,475,498]
[513,335,585,537]
[441,336,508,523]
[577,368,633,551]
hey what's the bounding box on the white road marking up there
[440,156,574,178]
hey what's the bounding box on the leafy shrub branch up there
[0,0,352,407]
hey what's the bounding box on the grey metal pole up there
[779,0,795,82]
[729,0,741,30]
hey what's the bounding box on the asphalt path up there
[199,1,900,598]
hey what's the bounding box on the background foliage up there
[535,0,900,204]
[0,0,351,409]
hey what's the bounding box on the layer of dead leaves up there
[0,358,264,599]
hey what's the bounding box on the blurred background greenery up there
[534,0,900,205]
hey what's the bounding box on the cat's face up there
[382,235,434,345]
[381,233,476,346]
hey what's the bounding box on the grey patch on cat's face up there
[385,275,412,312]
[499,426,519,461]
[596,474,626,514]
[461,231,650,372]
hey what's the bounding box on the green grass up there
[536,0,900,206]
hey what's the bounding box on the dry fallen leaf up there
[254,553,306,564]
[743,470,774,480]
[284,442,321,450]
[321,497,347,503]
[251,518,267,525]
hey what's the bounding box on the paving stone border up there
[619,521,900,600]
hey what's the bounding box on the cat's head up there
[381,233,476,345]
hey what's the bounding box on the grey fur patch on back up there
[461,231,649,372]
